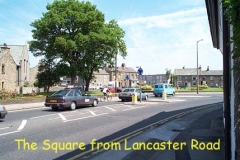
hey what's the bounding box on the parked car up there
[153,83,175,97]
[44,88,99,110]
[179,84,186,89]
[118,88,148,102]
[0,105,7,119]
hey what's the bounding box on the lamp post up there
[197,39,203,94]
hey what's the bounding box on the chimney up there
[121,63,126,68]
[207,66,209,71]
[1,43,10,52]
[183,66,185,69]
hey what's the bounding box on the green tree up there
[165,68,172,83]
[36,58,60,92]
[29,0,127,88]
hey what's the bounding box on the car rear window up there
[51,90,69,97]
[123,89,135,92]
[155,85,163,88]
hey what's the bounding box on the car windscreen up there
[51,90,69,97]
[123,89,135,92]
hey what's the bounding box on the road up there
[0,93,223,160]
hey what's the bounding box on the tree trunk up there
[47,86,50,92]
[71,75,76,86]
[85,79,90,91]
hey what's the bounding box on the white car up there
[0,105,7,119]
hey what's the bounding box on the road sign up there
[137,67,143,75]
[126,75,130,80]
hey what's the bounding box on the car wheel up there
[145,95,148,100]
[92,99,98,107]
[154,94,157,97]
[51,107,58,111]
[70,101,76,110]
[172,92,175,96]
[121,99,124,102]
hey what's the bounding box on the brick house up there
[0,43,30,93]
[174,66,223,87]
[105,63,138,88]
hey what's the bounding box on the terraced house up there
[174,66,223,87]
[0,43,30,93]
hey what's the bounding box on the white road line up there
[30,113,57,119]
[58,113,67,121]
[0,127,10,130]
[104,106,116,111]
[17,120,27,131]
[122,106,146,111]
[0,120,27,137]
[63,113,109,122]
[49,112,85,120]
[124,105,134,108]
[89,111,97,116]
[176,96,211,98]
[0,130,20,136]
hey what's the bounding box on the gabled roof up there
[94,69,108,75]
[174,68,223,76]
[7,45,26,65]
[117,66,137,73]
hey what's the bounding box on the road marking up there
[0,130,20,136]
[104,106,116,111]
[63,113,109,122]
[49,112,85,120]
[58,113,67,121]
[122,106,146,111]
[176,96,211,98]
[30,113,57,119]
[89,111,97,116]
[17,120,27,131]
[0,127,10,130]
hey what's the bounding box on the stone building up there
[0,43,30,93]
[105,63,138,88]
[29,63,40,86]
[174,66,223,87]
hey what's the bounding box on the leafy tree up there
[165,68,172,83]
[29,0,127,89]
[36,58,60,92]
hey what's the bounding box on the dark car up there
[179,85,186,89]
[0,105,7,119]
[44,88,99,110]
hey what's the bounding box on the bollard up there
[132,92,137,104]
[162,91,167,100]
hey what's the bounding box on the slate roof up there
[0,45,27,65]
[94,69,108,75]
[174,68,223,75]
[106,66,137,73]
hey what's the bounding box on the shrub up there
[141,85,153,90]
[199,85,208,89]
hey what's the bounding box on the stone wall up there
[29,64,39,86]
[0,50,18,92]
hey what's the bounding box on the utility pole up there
[115,53,117,94]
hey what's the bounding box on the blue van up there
[153,83,175,97]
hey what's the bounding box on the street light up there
[197,39,203,94]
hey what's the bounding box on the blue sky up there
[0,0,223,74]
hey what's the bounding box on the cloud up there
[116,7,223,74]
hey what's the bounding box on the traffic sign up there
[137,67,143,75]
[126,75,130,80]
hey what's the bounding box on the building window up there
[2,64,5,74]
[210,76,214,80]
[220,76,223,80]
[192,76,197,80]
[156,76,159,79]
[192,81,196,86]
[2,82,4,89]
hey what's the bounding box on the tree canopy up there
[29,0,127,90]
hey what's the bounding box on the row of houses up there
[0,43,223,93]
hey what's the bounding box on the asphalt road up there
[0,93,223,160]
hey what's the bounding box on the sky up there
[0,0,223,74]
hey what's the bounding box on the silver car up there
[0,105,7,119]
[118,88,148,102]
